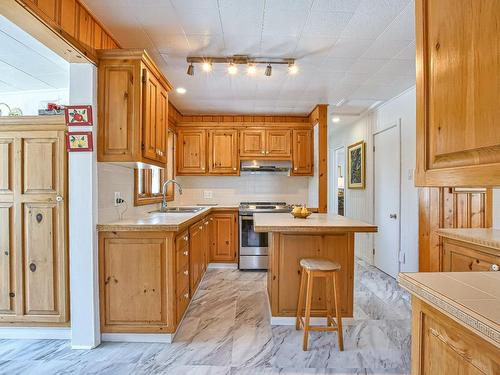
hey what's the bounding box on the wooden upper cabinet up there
[97,49,172,168]
[35,0,59,23]
[177,129,206,175]
[415,0,500,186]
[292,129,313,175]
[208,130,238,175]
[266,129,291,157]
[60,0,77,38]
[240,129,265,157]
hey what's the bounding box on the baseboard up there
[0,327,71,340]
[101,333,174,344]
[208,262,238,269]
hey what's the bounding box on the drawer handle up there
[183,251,188,256]
[184,293,189,299]
[184,270,188,276]
[491,264,499,272]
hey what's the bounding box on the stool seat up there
[300,258,341,272]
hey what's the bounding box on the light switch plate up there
[114,192,121,207]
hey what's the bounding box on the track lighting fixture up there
[265,64,272,77]
[185,55,296,78]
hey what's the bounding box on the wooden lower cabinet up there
[411,297,500,375]
[210,211,238,263]
[442,238,500,272]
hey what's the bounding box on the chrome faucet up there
[161,179,183,211]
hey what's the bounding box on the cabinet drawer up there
[442,240,500,272]
[176,245,189,271]
[177,286,190,323]
[176,231,189,252]
[177,262,190,294]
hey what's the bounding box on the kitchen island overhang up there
[254,213,377,322]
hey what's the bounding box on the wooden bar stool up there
[295,257,344,351]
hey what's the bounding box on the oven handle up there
[240,215,254,221]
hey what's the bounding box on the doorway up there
[373,122,401,278]
[334,146,345,215]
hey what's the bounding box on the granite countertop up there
[436,228,500,252]
[399,272,500,348]
[253,213,377,233]
[97,205,238,232]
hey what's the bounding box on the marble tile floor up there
[0,258,411,375]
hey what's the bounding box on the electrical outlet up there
[114,192,121,207]
[203,190,213,199]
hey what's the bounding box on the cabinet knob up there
[205,221,209,225]
[261,150,265,154]
[184,236,188,241]
[202,167,205,171]
[184,293,189,299]
[210,218,213,221]
[29,263,36,272]
[266,150,269,154]
[56,195,63,202]
[184,270,188,276]
[294,167,298,171]
[199,226,202,230]
[491,264,499,272]
[183,251,188,256]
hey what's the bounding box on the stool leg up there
[303,270,314,351]
[296,267,307,330]
[333,272,344,351]
[325,275,333,327]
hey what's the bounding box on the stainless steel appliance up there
[240,160,291,175]
[238,201,292,270]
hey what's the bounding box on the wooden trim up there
[133,169,171,207]
[309,104,328,213]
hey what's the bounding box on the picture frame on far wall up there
[347,140,365,189]
[66,131,93,152]
[64,105,93,126]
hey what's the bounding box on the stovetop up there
[239,201,292,214]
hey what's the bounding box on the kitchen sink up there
[149,207,204,214]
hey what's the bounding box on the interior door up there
[374,125,401,278]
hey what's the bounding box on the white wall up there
[307,125,319,208]
[98,163,160,223]
[0,88,68,116]
[175,175,310,206]
[330,86,419,272]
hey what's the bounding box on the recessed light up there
[227,63,238,75]
[247,64,257,75]
[288,63,298,74]
[202,62,212,72]
[332,117,340,123]
[176,87,187,94]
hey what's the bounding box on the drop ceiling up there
[82,0,416,117]
[0,15,69,92]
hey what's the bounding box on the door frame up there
[332,145,346,215]
[372,119,402,272]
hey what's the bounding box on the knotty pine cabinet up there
[210,211,238,263]
[177,129,207,175]
[0,121,68,325]
[415,0,500,186]
[441,238,500,272]
[208,130,239,175]
[97,49,172,168]
[292,129,313,175]
[240,129,291,158]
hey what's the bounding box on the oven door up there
[239,215,268,255]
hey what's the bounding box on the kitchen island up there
[254,213,377,322]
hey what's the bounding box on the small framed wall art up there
[347,140,365,189]
[66,131,93,152]
[64,105,93,126]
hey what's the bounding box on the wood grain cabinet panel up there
[441,239,500,272]
[97,50,172,168]
[177,129,206,175]
[210,212,237,262]
[208,130,238,175]
[59,0,77,38]
[189,222,203,292]
[240,129,265,157]
[0,204,14,315]
[416,0,500,186]
[35,0,59,22]
[23,138,57,194]
[292,129,313,175]
[0,139,13,193]
[266,129,291,157]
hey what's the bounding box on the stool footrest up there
[297,316,340,332]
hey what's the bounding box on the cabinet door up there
[292,129,313,175]
[98,64,136,161]
[208,130,238,175]
[34,0,59,23]
[0,203,14,316]
[101,236,170,329]
[60,0,77,38]
[211,213,237,262]
[189,222,203,292]
[415,0,500,186]
[442,240,500,272]
[266,130,291,157]
[156,86,168,164]
[177,130,206,175]
[77,3,93,47]
[240,130,265,157]
[142,68,160,162]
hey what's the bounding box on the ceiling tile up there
[266,0,314,11]
[263,8,308,37]
[175,7,222,35]
[327,38,374,59]
[361,38,412,59]
[312,0,362,12]
[303,11,354,38]
[346,58,389,74]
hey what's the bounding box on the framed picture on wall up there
[66,131,93,152]
[64,105,93,126]
[347,141,365,189]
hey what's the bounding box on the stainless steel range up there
[238,201,292,270]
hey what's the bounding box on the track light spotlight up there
[227,62,238,75]
[202,61,212,72]
[265,64,272,77]
[186,63,194,76]
[288,63,298,74]
[247,64,257,75]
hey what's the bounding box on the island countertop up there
[436,228,500,253]
[253,212,377,233]
[399,271,500,348]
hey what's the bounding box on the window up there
[134,129,176,206]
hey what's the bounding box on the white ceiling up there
[0,16,69,93]
[82,0,416,119]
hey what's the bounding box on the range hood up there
[240,160,291,175]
